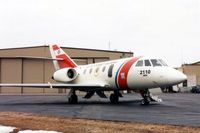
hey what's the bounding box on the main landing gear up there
[109,91,122,104]
[110,93,119,104]
[140,89,162,105]
[68,90,78,104]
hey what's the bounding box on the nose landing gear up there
[140,89,162,105]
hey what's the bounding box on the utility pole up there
[108,41,111,50]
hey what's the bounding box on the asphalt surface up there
[0,93,199,127]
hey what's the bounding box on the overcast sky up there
[0,0,200,67]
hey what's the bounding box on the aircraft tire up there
[68,95,78,104]
[110,93,119,104]
[141,99,150,105]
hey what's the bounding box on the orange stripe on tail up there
[50,44,77,69]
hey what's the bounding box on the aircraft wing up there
[0,83,110,89]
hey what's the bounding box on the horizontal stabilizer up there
[0,56,63,60]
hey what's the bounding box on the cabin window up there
[95,67,99,73]
[151,59,162,67]
[144,60,151,66]
[83,69,87,74]
[108,64,114,78]
[102,66,106,72]
[135,60,143,67]
[89,68,93,74]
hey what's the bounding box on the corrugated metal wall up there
[182,65,200,86]
[0,46,133,94]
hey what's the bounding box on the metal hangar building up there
[0,45,133,94]
[179,61,200,87]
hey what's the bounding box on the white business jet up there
[0,45,187,105]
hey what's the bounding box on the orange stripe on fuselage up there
[117,57,140,90]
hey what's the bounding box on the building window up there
[183,80,187,87]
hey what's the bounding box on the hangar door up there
[0,59,22,93]
[22,59,44,93]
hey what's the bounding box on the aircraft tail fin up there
[49,44,77,70]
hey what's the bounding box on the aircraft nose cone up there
[176,71,187,83]
[169,69,187,84]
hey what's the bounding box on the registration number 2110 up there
[139,70,151,76]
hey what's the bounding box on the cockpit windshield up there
[150,59,162,67]
[158,59,168,66]
[135,59,168,67]
[135,60,143,67]
[150,59,168,67]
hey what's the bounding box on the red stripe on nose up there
[117,57,140,90]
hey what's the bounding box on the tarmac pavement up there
[0,93,199,126]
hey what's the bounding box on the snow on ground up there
[18,130,62,133]
[0,125,16,133]
[0,125,62,133]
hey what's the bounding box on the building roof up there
[183,61,200,66]
[0,45,133,54]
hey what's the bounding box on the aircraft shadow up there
[0,99,161,107]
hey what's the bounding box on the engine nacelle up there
[52,68,78,82]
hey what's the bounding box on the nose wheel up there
[140,89,162,105]
[140,89,151,105]
[141,98,150,105]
